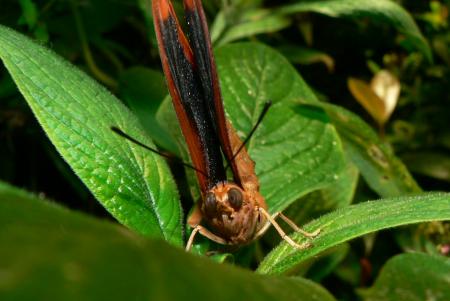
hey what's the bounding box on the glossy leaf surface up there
[258,193,450,274]
[0,26,182,244]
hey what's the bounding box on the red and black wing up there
[182,0,244,186]
[152,0,227,193]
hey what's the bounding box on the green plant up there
[1,1,449,300]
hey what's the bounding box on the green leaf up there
[157,43,345,213]
[0,25,182,245]
[278,0,432,62]
[359,253,450,301]
[210,10,227,44]
[217,11,291,46]
[258,192,450,275]
[309,102,421,197]
[220,44,345,213]
[18,0,38,28]
[286,153,359,225]
[268,156,357,270]
[0,181,336,301]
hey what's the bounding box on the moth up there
[152,0,319,251]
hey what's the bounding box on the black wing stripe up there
[157,3,227,188]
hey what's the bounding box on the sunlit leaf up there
[0,25,183,245]
[348,70,400,127]
[370,70,400,121]
[258,193,450,275]
[285,153,359,225]
[348,77,387,126]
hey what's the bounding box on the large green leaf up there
[285,152,359,225]
[278,0,432,62]
[0,181,336,301]
[258,192,450,275]
[313,102,421,197]
[267,154,356,278]
[157,43,345,213]
[0,25,182,245]
[359,253,450,301]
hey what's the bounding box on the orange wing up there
[182,0,245,186]
[152,0,227,193]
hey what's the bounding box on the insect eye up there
[228,188,243,209]
[204,193,217,216]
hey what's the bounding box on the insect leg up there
[254,212,281,239]
[258,208,311,250]
[254,211,320,239]
[278,212,321,238]
[186,225,228,251]
[186,225,201,251]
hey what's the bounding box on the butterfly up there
[150,0,320,251]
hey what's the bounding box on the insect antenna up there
[225,101,272,170]
[111,126,208,177]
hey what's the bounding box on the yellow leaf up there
[348,70,400,126]
[348,77,386,125]
[371,70,400,122]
